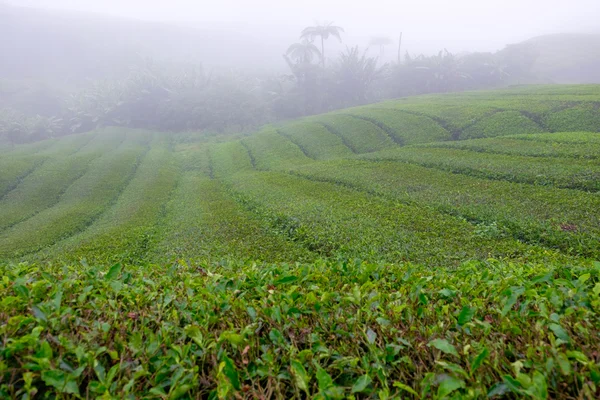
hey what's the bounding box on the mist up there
[8,0,600,56]
[2,0,600,144]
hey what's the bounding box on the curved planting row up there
[222,170,569,265]
[0,130,152,259]
[227,86,599,163]
[0,130,122,232]
[36,136,180,265]
[361,146,600,192]
[241,127,311,170]
[288,158,600,259]
[277,121,355,160]
[419,132,600,160]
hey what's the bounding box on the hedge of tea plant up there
[360,147,600,192]
[1,259,599,399]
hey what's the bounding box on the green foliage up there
[37,136,179,265]
[224,170,566,264]
[345,107,451,144]
[290,158,600,259]
[514,131,600,144]
[0,130,151,258]
[1,85,600,399]
[0,131,115,231]
[362,146,600,191]
[460,111,545,139]
[151,172,314,263]
[242,127,312,170]
[1,259,599,398]
[209,141,255,178]
[277,121,355,160]
[421,132,600,159]
[306,114,397,153]
[545,103,600,132]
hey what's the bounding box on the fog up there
[9,0,600,55]
[2,0,600,144]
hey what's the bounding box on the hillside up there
[1,85,600,398]
[0,3,291,82]
[1,84,599,265]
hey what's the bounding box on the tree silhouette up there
[300,22,344,68]
[333,47,380,105]
[369,36,393,62]
[285,39,321,64]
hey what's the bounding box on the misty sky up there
[7,0,600,54]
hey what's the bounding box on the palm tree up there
[300,22,344,68]
[285,39,321,64]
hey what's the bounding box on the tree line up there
[0,23,540,145]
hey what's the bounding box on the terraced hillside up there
[1,85,600,398]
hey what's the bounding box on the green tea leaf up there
[393,381,418,396]
[457,306,475,326]
[105,263,122,280]
[471,347,489,372]
[275,275,298,285]
[566,351,589,365]
[32,305,47,322]
[36,341,53,359]
[556,353,572,375]
[487,382,510,397]
[549,323,570,343]
[529,371,548,399]
[42,370,79,395]
[502,375,522,393]
[428,339,459,357]
[437,375,464,398]
[351,375,372,393]
[290,360,310,393]
[185,325,203,346]
[316,366,334,390]
[269,328,285,345]
[220,356,240,390]
[170,384,193,399]
[366,328,377,344]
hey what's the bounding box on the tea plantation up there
[1,85,600,398]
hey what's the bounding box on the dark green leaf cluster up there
[1,259,599,398]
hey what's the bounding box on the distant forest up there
[1,4,600,144]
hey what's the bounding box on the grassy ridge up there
[345,108,451,143]
[361,146,600,191]
[511,131,600,144]
[290,159,600,259]
[0,131,126,231]
[153,173,314,264]
[0,132,114,200]
[0,157,41,199]
[460,111,545,139]
[277,121,355,160]
[35,136,179,264]
[306,114,397,153]
[0,130,151,259]
[546,103,600,132]
[209,141,254,178]
[242,127,312,170]
[420,132,600,159]
[224,170,565,264]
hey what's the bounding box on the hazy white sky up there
[8,0,600,54]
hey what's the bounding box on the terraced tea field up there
[1,85,600,398]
